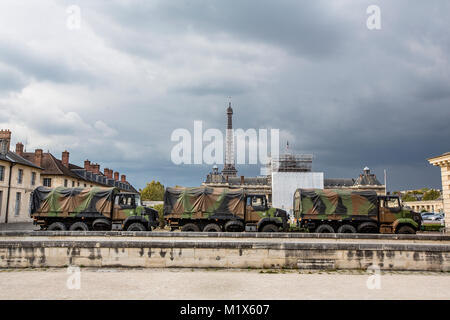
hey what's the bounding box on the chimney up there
[92,163,100,174]
[104,168,110,178]
[121,174,126,183]
[0,129,11,155]
[114,171,119,181]
[84,160,91,172]
[16,142,24,156]
[62,150,70,168]
[34,149,43,167]
[240,175,245,185]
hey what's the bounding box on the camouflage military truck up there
[30,186,158,231]
[164,187,288,232]
[294,189,422,234]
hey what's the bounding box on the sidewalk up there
[0,223,39,231]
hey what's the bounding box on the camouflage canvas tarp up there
[30,186,119,217]
[164,187,245,219]
[294,189,377,217]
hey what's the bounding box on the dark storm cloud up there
[0,38,96,85]
[0,0,449,191]
[92,0,350,59]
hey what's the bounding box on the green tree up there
[423,189,441,201]
[152,204,165,228]
[401,192,417,202]
[140,180,165,201]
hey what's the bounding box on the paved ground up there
[0,268,448,300]
[0,223,39,231]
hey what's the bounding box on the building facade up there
[0,130,43,223]
[402,199,444,213]
[428,152,450,231]
[324,167,386,195]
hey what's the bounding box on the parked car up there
[421,212,444,221]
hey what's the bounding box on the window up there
[18,169,23,184]
[72,181,75,187]
[14,192,21,216]
[43,178,52,187]
[0,191,3,215]
[31,172,36,186]
[0,165,4,181]
[64,179,68,187]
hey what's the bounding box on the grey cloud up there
[1,0,449,191]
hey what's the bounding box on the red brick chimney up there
[84,160,91,172]
[121,175,126,183]
[104,168,110,178]
[34,149,43,167]
[16,142,24,156]
[114,171,119,181]
[106,168,113,179]
[62,150,70,168]
[0,129,11,154]
[92,163,100,174]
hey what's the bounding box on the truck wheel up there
[127,222,146,231]
[315,224,335,233]
[69,222,89,231]
[357,222,378,233]
[47,222,67,231]
[181,223,200,232]
[397,225,416,234]
[261,224,279,232]
[224,220,245,232]
[337,224,356,233]
[92,219,111,231]
[203,223,222,232]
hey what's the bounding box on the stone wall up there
[0,232,449,271]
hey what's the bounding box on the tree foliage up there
[140,180,165,201]
[401,193,417,202]
[152,203,165,228]
[422,189,441,201]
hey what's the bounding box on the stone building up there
[428,152,450,231]
[402,199,444,213]
[0,130,43,223]
[204,165,271,199]
[324,167,386,195]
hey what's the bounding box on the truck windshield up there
[134,195,142,206]
[385,198,400,208]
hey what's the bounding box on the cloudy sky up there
[0,0,449,191]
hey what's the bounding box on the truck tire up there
[315,224,335,233]
[357,222,378,233]
[203,223,222,232]
[181,223,200,232]
[69,222,89,231]
[397,225,416,234]
[127,222,146,231]
[261,224,279,232]
[224,220,245,232]
[47,222,66,231]
[337,224,356,233]
[92,218,111,231]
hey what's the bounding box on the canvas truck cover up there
[164,187,245,219]
[293,189,378,219]
[30,186,119,218]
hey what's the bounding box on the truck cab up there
[112,192,159,231]
[377,195,422,233]
[245,194,289,232]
